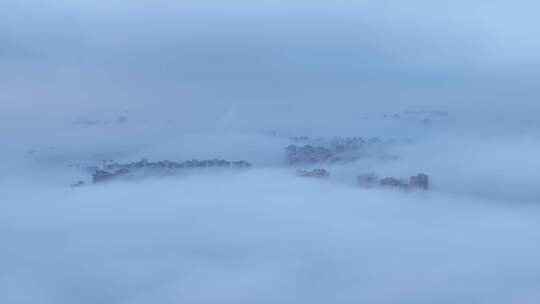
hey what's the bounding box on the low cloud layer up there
[2,124,540,303]
[2,168,540,304]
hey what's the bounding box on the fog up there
[2,0,540,303]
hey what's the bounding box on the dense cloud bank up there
[2,169,540,304]
[2,125,540,303]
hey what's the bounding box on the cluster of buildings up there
[69,135,430,192]
[285,136,400,165]
[296,168,330,178]
[105,158,251,172]
[381,110,450,125]
[72,114,129,127]
[74,157,430,193]
[357,173,429,191]
[292,168,430,191]
[286,145,336,165]
[285,136,429,191]
[90,158,252,183]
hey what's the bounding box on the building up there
[410,173,429,190]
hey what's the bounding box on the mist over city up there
[2,1,540,303]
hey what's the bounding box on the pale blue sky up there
[2,0,539,128]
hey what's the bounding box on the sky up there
[2,0,540,131]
